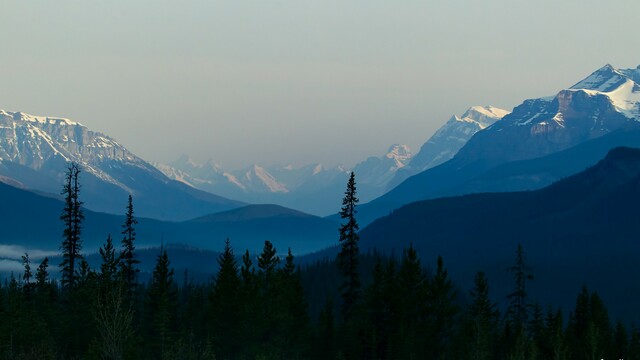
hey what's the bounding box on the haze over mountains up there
[1,63,640,283]
[154,105,507,215]
[356,64,640,225]
[0,110,242,221]
[154,144,413,215]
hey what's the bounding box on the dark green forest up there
[0,164,638,359]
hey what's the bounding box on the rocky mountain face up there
[357,64,640,225]
[389,105,508,189]
[155,144,413,215]
[0,110,242,221]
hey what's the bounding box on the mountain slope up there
[155,144,412,216]
[357,64,640,225]
[357,146,640,321]
[0,109,243,220]
[0,182,337,256]
[390,105,508,188]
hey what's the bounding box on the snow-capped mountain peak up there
[0,109,241,220]
[385,144,412,166]
[242,165,288,193]
[570,64,640,92]
[386,105,509,190]
[0,109,153,191]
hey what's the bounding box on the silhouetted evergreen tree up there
[35,257,49,288]
[337,171,360,321]
[507,244,533,328]
[100,234,120,284]
[209,238,241,358]
[60,162,84,290]
[541,308,568,360]
[568,286,613,360]
[21,253,32,289]
[427,255,459,359]
[394,244,427,358]
[464,271,499,360]
[276,248,310,358]
[144,248,178,359]
[120,194,140,294]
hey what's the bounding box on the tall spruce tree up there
[427,256,459,359]
[59,162,84,290]
[100,234,120,284]
[337,171,360,321]
[145,247,178,358]
[466,271,499,360]
[120,195,140,293]
[507,243,533,328]
[209,238,241,358]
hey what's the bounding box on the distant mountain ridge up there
[0,181,337,256]
[356,64,640,225]
[0,109,243,220]
[390,105,509,188]
[154,144,414,215]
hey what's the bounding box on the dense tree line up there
[0,166,637,359]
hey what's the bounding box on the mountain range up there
[355,64,640,225]
[154,105,507,216]
[0,110,243,221]
[389,105,509,189]
[154,144,413,215]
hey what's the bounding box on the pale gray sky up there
[2,0,639,169]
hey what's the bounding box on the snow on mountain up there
[454,64,640,166]
[389,105,508,189]
[155,144,411,215]
[365,64,640,227]
[0,109,242,220]
[241,165,289,193]
[354,144,412,189]
[0,109,157,191]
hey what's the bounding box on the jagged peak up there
[385,144,411,159]
[1,109,80,126]
[570,64,639,92]
[463,105,510,120]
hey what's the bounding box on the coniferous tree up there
[395,244,427,358]
[59,162,84,290]
[254,240,281,356]
[95,234,133,360]
[35,257,49,288]
[120,195,140,294]
[465,271,499,360]
[427,255,459,359]
[507,244,533,328]
[100,234,120,284]
[21,253,33,288]
[337,171,360,321]
[239,248,258,352]
[277,248,310,358]
[538,308,568,360]
[209,238,241,358]
[145,248,178,358]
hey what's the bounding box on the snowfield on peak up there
[0,109,242,220]
[388,105,509,189]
